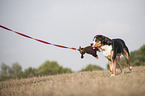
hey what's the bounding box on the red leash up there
[0,25,77,50]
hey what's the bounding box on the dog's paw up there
[110,74,115,77]
[129,66,133,71]
[121,70,124,75]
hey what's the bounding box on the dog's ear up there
[102,37,108,42]
[105,38,112,45]
[102,37,112,45]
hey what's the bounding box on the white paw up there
[121,71,124,75]
[110,74,115,77]
[129,66,133,70]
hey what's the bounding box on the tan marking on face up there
[92,38,102,47]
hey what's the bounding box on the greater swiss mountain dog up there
[79,46,101,59]
[92,35,132,76]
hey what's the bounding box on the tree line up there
[0,61,72,81]
[0,60,103,81]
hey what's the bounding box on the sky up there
[0,0,145,71]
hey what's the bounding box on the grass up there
[0,66,145,96]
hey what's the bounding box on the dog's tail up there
[120,39,130,56]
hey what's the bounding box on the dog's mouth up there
[92,42,100,48]
[96,43,102,47]
[92,39,102,47]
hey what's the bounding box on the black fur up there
[112,39,130,61]
[94,35,112,45]
[93,35,132,75]
[94,35,129,62]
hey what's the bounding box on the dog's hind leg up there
[116,55,124,74]
[123,49,132,71]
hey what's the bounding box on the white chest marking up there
[101,45,112,58]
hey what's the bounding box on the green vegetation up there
[81,64,103,72]
[37,61,72,76]
[0,61,103,81]
[0,61,72,81]
[121,44,145,67]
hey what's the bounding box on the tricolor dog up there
[92,35,132,76]
[79,46,101,59]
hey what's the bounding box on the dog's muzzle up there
[91,40,96,47]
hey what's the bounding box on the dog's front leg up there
[108,60,113,72]
[110,51,116,76]
[116,56,124,74]
[111,60,116,76]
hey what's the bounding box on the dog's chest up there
[101,45,112,58]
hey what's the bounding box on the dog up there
[92,35,132,76]
[79,46,101,59]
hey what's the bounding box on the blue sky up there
[0,0,145,71]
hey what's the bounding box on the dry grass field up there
[0,66,145,96]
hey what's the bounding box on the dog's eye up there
[95,40,99,42]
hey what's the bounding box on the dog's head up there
[92,35,112,47]
[92,35,104,47]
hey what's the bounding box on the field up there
[0,66,145,96]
